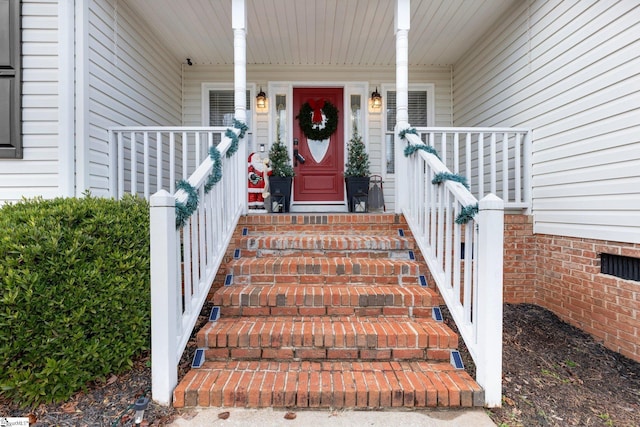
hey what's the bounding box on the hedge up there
[0,194,150,406]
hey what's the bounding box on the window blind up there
[208,90,251,126]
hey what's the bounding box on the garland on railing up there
[455,203,479,225]
[399,126,479,224]
[432,172,470,189]
[175,180,199,228]
[403,143,441,159]
[225,129,239,158]
[399,127,440,159]
[204,146,223,193]
[234,119,248,138]
[224,119,249,158]
[174,119,248,228]
[398,127,418,140]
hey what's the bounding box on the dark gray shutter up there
[0,0,21,158]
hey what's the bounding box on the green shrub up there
[0,194,150,406]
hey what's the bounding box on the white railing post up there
[475,193,504,407]
[108,129,117,198]
[150,190,178,406]
[523,130,533,214]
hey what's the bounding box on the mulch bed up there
[1,303,638,426]
[487,304,640,427]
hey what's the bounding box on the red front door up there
[293,87,344,202]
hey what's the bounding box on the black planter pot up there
[345,176,370,212]
[269,176,292,213]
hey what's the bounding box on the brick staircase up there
[173,214,484,408]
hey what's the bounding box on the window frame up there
[382,83,435,175]
[201,82,255,151]
[0,0,22,159]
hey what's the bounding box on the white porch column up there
[232,0,248,214]
[394,0,410,213]
[232,0,247,124]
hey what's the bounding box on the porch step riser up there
[237,213,411,233]
[240,235,416,251]
[227,258,423,285]
[213,285,439,315]
[220,306,434,318]
[174,361,484,408]
[197,318,456,362]
[241,249,422,260]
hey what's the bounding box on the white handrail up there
[414,127,531,211]
[108,126,228,200]
[149,127,247,405]
[400,130,504,407]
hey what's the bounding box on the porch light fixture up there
[256,87,267,111]
[370,87,382,110]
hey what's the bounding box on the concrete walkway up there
[168,407,496,426]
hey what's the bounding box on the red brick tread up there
[196,316,458,360]
[173,360,484,408]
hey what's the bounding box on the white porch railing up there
[107,127,228,199]
[398,130,505,407]
[414,127,532,211]
[149,128,246,405]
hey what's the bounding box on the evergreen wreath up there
[297,100,339,140]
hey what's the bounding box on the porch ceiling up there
[124,0,518,67]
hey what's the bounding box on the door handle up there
[294,149,305,166]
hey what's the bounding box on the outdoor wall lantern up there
[370,87,382,111]
[256,87,267,111]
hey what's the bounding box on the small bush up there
[0,194,150,406]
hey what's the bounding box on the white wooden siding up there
[0,0,60,203]
[453,0,640,244]
[182,65,453,212]
[84,0,182,196]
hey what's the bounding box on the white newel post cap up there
[150,189,175,208]
[479,193,504,211]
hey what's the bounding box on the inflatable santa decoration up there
[247,152,271,209]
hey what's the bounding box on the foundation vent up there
[601,253,640,282]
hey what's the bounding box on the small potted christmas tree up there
[268,125,294,212]
[344,124,371,212]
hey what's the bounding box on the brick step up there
[237,234,420,259]
[237,213,414,235]
[196,316,457,362]
[213,284,440,317]
[226,256,423,286]
[173,360,484,408]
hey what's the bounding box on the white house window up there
[384,86,433,174]
[204,87,253,148]
[0,0,21,158]
[350,94,362,135]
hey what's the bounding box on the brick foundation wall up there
[503,214,537,303]
[534,234,640,362]
[503,214,640,363]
